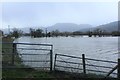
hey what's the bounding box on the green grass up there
[2,37,14,54]
[2,68,55,78]
[2,37,17,65]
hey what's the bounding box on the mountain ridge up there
[1,21,119,34]
[47,23,93,32]
[79,21,119,32]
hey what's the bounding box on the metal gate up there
[2,42,53,71]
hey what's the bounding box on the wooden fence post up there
[118,58,120,78]
[82,54,86,76]
[12,43,16,65]
[50,50,53,72]
[54,54,57,71]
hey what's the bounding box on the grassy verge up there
[2,37,13,65]
[3,68,55,78]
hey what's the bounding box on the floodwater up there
[15,36,118,61]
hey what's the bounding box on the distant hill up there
[2,21,119,34]
[47,23,92,32]
[80,21,119,32]
[95,21,119,32]
[2,23,92,34]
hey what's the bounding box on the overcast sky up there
[1,2,118,29]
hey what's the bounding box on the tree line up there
[8,28,120,38]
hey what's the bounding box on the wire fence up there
[54,53,117,78]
